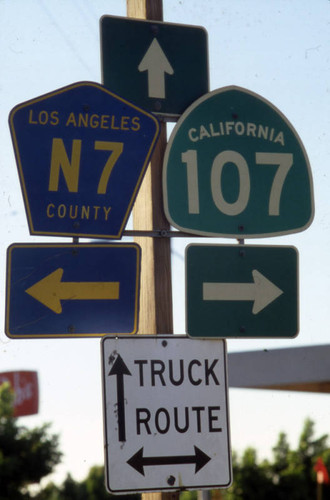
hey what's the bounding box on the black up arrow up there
[127,446,211,476]
[108,354,131,442]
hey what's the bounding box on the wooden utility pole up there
[127,1,176,499]
[128,0,173,336]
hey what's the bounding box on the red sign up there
[314,457,330,484]
[0,371,39,416]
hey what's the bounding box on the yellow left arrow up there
[26,268,120,314]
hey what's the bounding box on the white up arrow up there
[203,270,283,315]
[138,38,174,99]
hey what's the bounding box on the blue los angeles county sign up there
[9,82,159,239]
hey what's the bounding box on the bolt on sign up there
[101,335,232,494]
[5,243,141,338]
[163,86,314,237]
[9,81,159,239]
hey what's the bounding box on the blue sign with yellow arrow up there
[6,243,141,338]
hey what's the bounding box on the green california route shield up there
[163,86,314,238]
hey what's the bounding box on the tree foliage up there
[0,382,62,500]
[33,466,141,500]
[223,417,330,500]
[34,417,329,500]
[2,380,329,500]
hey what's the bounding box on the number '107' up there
[181,150,293,216]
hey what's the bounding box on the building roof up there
[228,345,330,393]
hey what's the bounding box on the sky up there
[1,0,330,490]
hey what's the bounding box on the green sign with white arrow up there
[163,86,314,237]
[186,244,298,338]
[100,15,209,119]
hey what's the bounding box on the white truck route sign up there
[101,335,232,493]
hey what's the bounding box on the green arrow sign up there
[186,244,298,338]
[163,86,314,237]
[100,16,209,119]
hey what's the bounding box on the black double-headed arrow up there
[108,354,132,442]
[127,446,211,476]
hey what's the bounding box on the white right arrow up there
[203,270,283,315]
[138,38,174,99]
